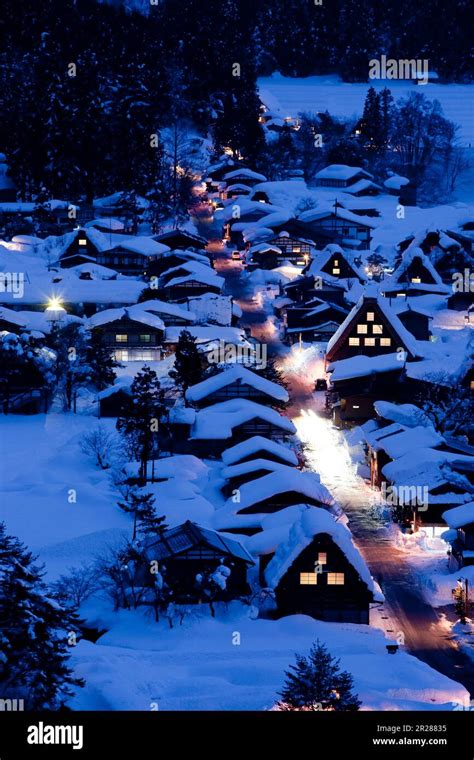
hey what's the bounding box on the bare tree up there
[80,425,121,470]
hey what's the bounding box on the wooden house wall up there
[273,534,372,623]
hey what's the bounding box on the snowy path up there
[287,390,474,698]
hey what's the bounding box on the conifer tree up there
[169,330,205,394]
[0,523,83,709]
[278,640,361,711]
[117,365,165,480]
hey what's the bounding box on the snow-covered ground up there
[259,73,474,146]
[68,602,467,711]
[0,412,469,710]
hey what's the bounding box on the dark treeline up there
[0,0,472,200]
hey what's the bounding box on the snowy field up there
[259,73,474,146]
[69,604,468,711]
[0,413,469,711]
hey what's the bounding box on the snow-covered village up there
[0,0,474,746]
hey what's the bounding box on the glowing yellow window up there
[300,573,318,585]
[367,312,374,321]
[332,268,340,275]
[116,334,128,343]
[372,324,383,334]
[318,553,327,564]
[357,324,368,334]
[364,337,375,346]
[380,337,392,346]
[78,239,87,246]
[411,277,421,283]
[349,337,360,346]
[333,260,339,266]
[327,573,345,585]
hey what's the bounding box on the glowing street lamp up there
[45,296,66,324]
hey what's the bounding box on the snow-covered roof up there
[165,272,224,290]
[138,299,196,322]
[298,205,377,229]
[221,458,296,481]
[97,378,133,400]
[442,502,474,529]
[264,507,376,593]
[164,325,247,346]
[85,217,125,231]
[382,449,474,484]
[223,168,267,182]
[112,237,170,257]
[221,435,298,466]
[87,305,165,331]
[315,164,372,182]
[185,365,289,404]
[326,295,423,360]
[328,353,405,382]
[308,244,366,282]
[389,247,444,287]
[143,521,254,565]
[190,399,296,440]
[342,179,382,195]
[369,426,444,459]
[384,175,409,191]
[373,401,431,428]
[0,307,81,334]
[219,469,333,516]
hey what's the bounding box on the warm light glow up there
[46,297,64,311]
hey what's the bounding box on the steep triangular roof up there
[326,294,423,362]
[389,247,444,286]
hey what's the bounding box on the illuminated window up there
[364,337,375,346]
[293,247,301,253]
[78,239,87,246]
[116,334,128,343]
[327,573,345,585]
[357,324,368,334]
[349,337,360,346]
[367,312,374,321]
[333,260,339,266]
[139,334,151,343]
[411,277,421,283]
[318,553,327,565]
[397,293,406,297]
[115,350,129,362]
[380,338,392,346]
[372,324,383,334]
[470,380,474,390]
[332,268,340,275]
[300,573,318,585]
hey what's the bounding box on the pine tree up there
[86,330,119,391]
[358,87,383,150]
[278,640,361,711]
[169,330,205,394]
[117,365,165,480]
[0,523,83,709]
[117,488,166,542]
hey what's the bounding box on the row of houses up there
[346,400,474,562]
[111,361,380,623]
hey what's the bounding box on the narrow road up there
[213,247,474,697]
